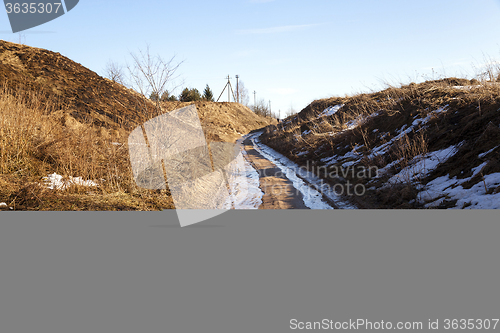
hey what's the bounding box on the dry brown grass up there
[375,130,429,206]
[161,100,276,143]
[0,83,174,210]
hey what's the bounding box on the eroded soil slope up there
[261,79,500,209]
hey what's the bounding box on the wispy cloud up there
[249,0,276,3]
[236,24,319,35]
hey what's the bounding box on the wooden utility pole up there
[235,75,239,103]
[216,75,237,102]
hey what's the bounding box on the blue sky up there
[2,0,500,118]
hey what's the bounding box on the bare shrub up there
[126,45,183,118]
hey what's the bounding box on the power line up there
[216,75,237,102]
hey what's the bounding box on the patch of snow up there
[368,106,449,160]
[42,173,99,190]
[471,161,488,178]
[418,172,500,209]
[424,197,446,208]
[302,130,311,135]
[414,105,449,127]
[478,146,498,159]
[342,150,362,160]
[416,158,500,209]
[375,159,402,178]
[319,104,344,118]
[369,125,415,159]
[0,202,7,207]
[452,85,479,90]
[327,113,380,137]
[224,150,263,209]
[345,117,361,130]
[341,160,359,168]
[397,124,407,134]
[384,144,461,186]
[321,155,339,166]
[334,146,364,169]
[297,151,309,156]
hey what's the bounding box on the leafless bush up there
[104,60,126,85]
[126,45,183,118]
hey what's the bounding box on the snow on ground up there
[345,117,364,131]
[414,151,500,209]
[318,104,344,118]
[251,133,357,209]
[369,106,449,159]
[471,161,489,178]
[478,146,498,159]
[224,149,263,209]
[279,103,500,209]
[319,146,364,170]
[417,170,500,209]
[42,173,99,190]
[0,202,13,210]
[321,155,339,165]
[374,159,402,178]
[383,144,462,185]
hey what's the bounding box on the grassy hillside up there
[0,40,274,210]
[161,100,275,143]
[261,78,500,209]
[0,40,148,132]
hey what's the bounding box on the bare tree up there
[104,60,126,85]
[252,98,271,118]
[126,44,183,117]
[236,80,250,106]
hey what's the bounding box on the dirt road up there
[242,135,311,209]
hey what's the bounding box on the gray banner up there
[0,210,498,332]
[4,0,77,33]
